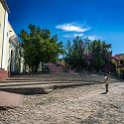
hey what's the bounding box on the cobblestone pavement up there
[0,82,124,124]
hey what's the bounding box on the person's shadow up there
[100,91,108,94]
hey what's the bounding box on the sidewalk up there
[0,91,22,107]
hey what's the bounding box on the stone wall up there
[47,64,65,73]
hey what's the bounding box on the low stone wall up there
[48,64,65,73]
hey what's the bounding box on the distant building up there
[0,0,20,80]
[112,54,124,74]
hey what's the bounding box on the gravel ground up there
[0,82,124,124]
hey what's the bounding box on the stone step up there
[0,81,100,95]
[0,73,121,95]
[0,80,83,87]
[7,73,103,78]
[6,78,88,81]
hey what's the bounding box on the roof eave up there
[0,0,10,13]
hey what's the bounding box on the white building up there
[0,0,19,80]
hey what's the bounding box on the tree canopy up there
[64,36,112,72]
[19,24,64,72]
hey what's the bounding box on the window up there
[7,32,8,37]
[120,60,123,65]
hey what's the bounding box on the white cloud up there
[56,23,91,32]
[74,33,84,37]
[63,33,84,38]
[86,35,101,41]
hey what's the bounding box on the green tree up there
[64,37,112,72]
[90,40,112,71]
[65,36,85,70]
[19,24,64,72]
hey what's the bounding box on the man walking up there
[104,72,110,93]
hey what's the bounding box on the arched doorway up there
[9,35,19,75]
[10,50,14,73]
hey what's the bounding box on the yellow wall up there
[0,2,6,67]
[0,1,18,71]
[0,1,21,74]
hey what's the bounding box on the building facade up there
[112,54,124,78]
[0,0,19,80]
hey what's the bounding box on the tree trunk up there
[35,65,38,73]
[42,62,44,72]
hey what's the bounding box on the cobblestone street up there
[0,82,124,124]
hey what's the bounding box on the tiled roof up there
[112,54,124,60]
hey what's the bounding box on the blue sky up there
[6,0,124,54]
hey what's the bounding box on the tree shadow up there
[0,87,51,95]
